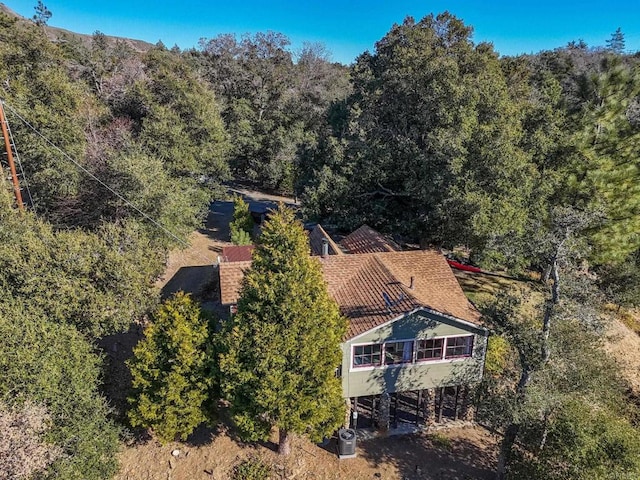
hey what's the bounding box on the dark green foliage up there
[219,206,347,449]
[0,191,162,337]
[606,28,626,54]
[232,456,272,480]
[32,1,52,26]
[596,250,640,308]
[196,33,350,193]
[300,13,536,260]
[230,195,254,244]
[0,12,87,217]
[0,303,120,480]
[128,293,212,443]
[510,400,640,480]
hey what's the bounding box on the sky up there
[4,1,640,64]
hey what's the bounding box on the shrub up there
[233,456,272,480]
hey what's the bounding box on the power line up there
[2,100,216,264]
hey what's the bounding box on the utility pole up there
[0,101,24,211]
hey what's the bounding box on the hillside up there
[0,2,153,52]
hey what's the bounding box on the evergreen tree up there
[606,28,625,54]
[229,195,254,245]
[128,292,212,443]
[219,206,347,455]
[300,13,536,261]
[32,1,52,26]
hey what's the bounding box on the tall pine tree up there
[220,206,347,455]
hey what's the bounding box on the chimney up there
[321,238,329,258]
[409,276,414,289]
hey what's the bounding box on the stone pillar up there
[423,388,436,426]
[460,384,477,421]
[378,392,391,432]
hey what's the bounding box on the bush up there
[233,456,272,480]
[128,292,212,443]
[0,303,121,480]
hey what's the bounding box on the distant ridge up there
[0,2,154,53]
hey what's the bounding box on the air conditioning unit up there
[337,428,357,458]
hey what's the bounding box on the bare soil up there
[604,310,640,394]
[116,425,498,480]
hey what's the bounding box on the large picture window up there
[384,341,414,365]
[352,335,475,369]
[445,336,473,359]
[353,344,382,367]
[416,338,444,361]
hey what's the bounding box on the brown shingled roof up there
[308,224,344,256]
[221,245,254,263]
[218,249,481,339]
[339,225,401,254]
[320,251,481,338]
[219,260,252,305]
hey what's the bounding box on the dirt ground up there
[116,424,498,480]
[604,310,640,394]
[156,187,297,299]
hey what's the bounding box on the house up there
[218,226,488,429]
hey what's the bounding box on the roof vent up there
[321,237,329,257]
[382,291,405,313]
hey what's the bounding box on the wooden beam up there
[437,388,444,423]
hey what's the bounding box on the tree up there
[300,13,536,260]
[32,1,51,26]
[128,292,213,443]
[606,28,625,54]
[230,195,254,245]
[0,190,162,338]
[510,399,640,479]
[484,206,609,479]
[0,303,121,480]
[219,206,347,455]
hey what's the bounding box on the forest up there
[1,5,639,480]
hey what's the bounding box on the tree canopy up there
[219,206,347,454]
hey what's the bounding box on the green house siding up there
[341,310,487,398]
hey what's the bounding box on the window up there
[384,341,414,365]
[445,336,474,359]
[416,338,444,361]
[353,344,382,367]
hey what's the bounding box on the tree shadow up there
[97,324,144,425]
[359,428,498,480]
[161,265,216,299]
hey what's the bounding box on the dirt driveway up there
[157,187,297,300]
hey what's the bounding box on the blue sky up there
[5,1,640,64]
